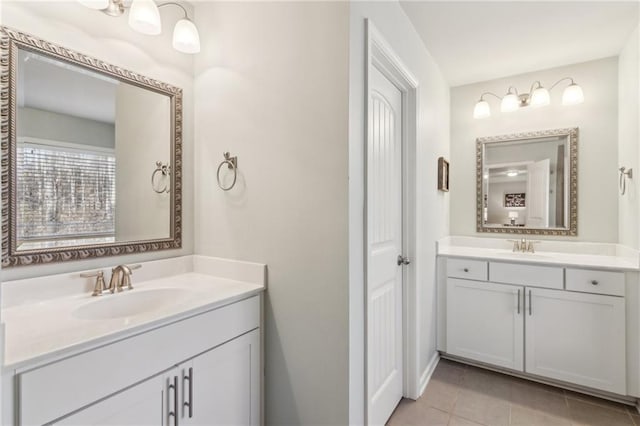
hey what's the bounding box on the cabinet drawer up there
[566,268,625,296]
[18,295,260,426]
[490,262,563,289]
[446,258,487,281]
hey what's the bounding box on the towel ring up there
[620,166,633,195]
[217,152,238,191]
[152,161,171,194]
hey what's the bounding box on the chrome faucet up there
[108,264,141,293]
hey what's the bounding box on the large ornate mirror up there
[1,27,182,267]
[476,127,577,236]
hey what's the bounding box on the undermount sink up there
[72,288,192,320]
[500,251,551,259]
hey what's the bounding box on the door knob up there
[397,255,411,266]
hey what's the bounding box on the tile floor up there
[387,359,640,426]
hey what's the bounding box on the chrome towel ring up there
[217,152,238,191]
[152,161,171,194]
[619,166,633,195]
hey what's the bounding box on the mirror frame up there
[476,127,578,237]
[0,26,183,267]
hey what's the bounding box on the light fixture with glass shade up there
[472,77,584,119]
[77,0,200,54]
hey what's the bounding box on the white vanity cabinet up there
[526,287,626,394]
[52,329,261,426]
[446,278,523,371]
[442,257,629,396]
[10,295,262,426]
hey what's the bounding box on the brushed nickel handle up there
[183,367,193,418]
[591,280,599,286]
[397,255,410,266]
[529,290,532,316]
[517,289,520,314]
[168,376,178,426]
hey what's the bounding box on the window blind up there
[17,141,116,242]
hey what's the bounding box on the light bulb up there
[473,100,491,119]
[500,93,520,112]
[173,19,201,54]
[78,0,109,9]
[530,86,550,107]
[506,171,519,177]
[128,0,161,35]
[562,83,584,105]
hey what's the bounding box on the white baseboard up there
[418,352,440,397]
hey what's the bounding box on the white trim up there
[365,19,420,421]
[419,353,441,397]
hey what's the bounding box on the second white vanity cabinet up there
[443,257,628,395]
[526,287,626,394]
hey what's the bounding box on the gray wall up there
[18,107,114,149]
[451,57,619,242]
[193,3,350,425]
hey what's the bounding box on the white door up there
[526,158,550,227]
[54,372,165,426]
[446,279,524,371]
[525,288,626,394]
[367,65,404,426]
[182,329,260,426]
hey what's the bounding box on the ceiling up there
[18,50,117,124]
[399,1,639,87]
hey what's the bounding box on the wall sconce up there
[78,0,200,54]
[473,77,584,119]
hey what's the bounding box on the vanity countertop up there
[1,256,266,371]
[438,237,640,271]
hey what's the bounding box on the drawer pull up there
[168,376,178,426]
[463,268,469,272]
[184,367,193,418]
[529,290,532,316]
[517,289,520,314]
[591,280,599,286]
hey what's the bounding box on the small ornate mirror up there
[1,27,182,267]
[476,127,577,236]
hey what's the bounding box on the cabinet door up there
[525,288,626,394]
[53,372,168,426]
[182,329,260,426]
[446,279,524,371]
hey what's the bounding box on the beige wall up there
[1,1,194,281]
[618,26,640,249]
[450,57,619,242]
[193,3,350,425]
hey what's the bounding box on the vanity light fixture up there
[77,0,200,54]
[473,77,584,119]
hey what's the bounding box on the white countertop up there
[438,237,640,271]
[1,256,266,371]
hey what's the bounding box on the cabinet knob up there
[591,280,599,286]
[463,268,469,272]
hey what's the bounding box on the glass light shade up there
[128,0,161,35]
[500,93,520,112]
[78,0,109,9]
[506,170,518,177]
[530,87,550,107]
[173,19,201,54]
[562,83,584,105]
[473,100,490,119]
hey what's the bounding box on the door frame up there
[364,19,420,422]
